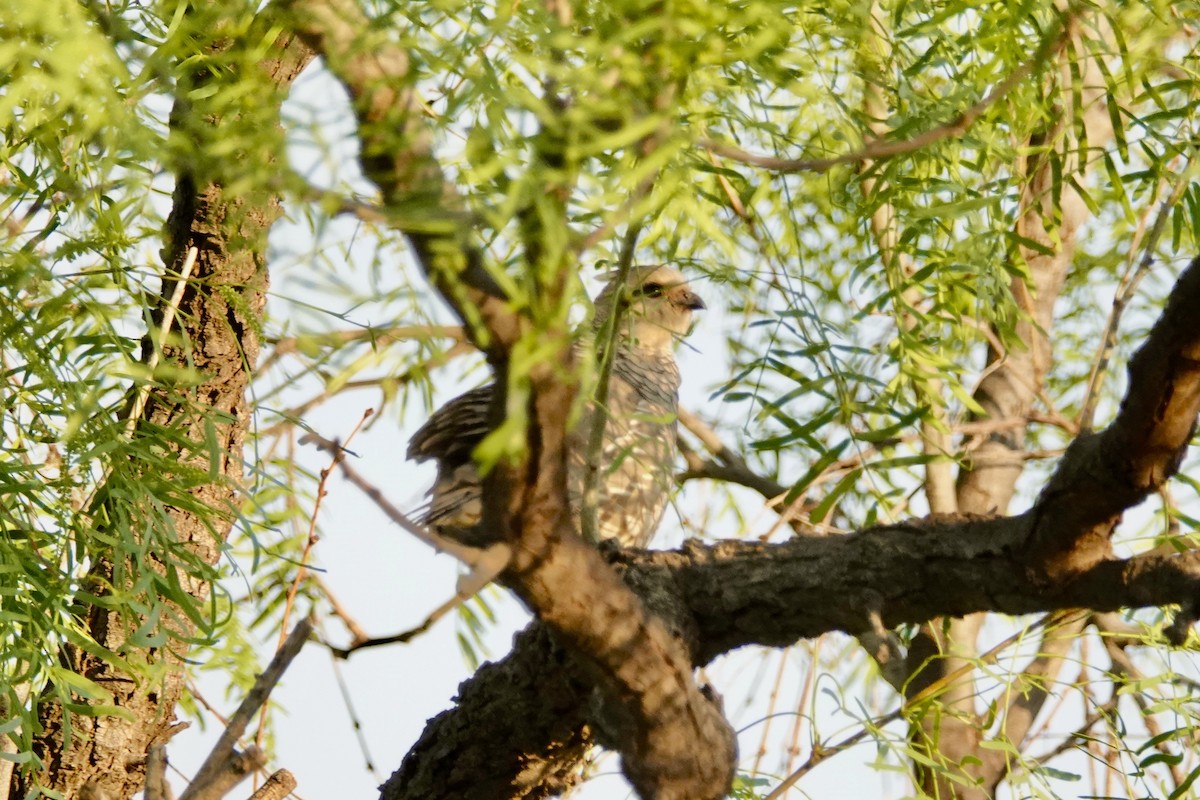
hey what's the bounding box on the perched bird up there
[407,265,704,549]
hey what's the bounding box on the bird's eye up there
[640,282,665,298]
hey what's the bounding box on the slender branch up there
[276,410,372,649]
[258,323,465,374]
[312,575,371,645]
[699,9,1075,175]
[144,745,174,800]
[303,430,512,648]
[124,246,198,433]
[259,410,371,750]
[1078,157,1197,433]
[327,650,379,778]
[676,408,791,505]
[246,771,297,800]
[178,620,312,800]
[301,430,511,573]
[322,591,483,659]
[1104,636,1186,788]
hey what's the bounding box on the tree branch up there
[283,3,739,797]
[390,532,1200,798]
[281,0,520,360]
[1028,254,1200,579]
[699,8,1075,175]
[179,620,312,800]
[393,253,1200,798]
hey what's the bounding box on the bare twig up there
[259,410,372,749]
[676,408,829,537]
[125,246,198,433]
[144,745,174,800]
[246,770,297,800]
[193,748,268,800]
[676,410,790,504]
[178,620,312,800]
[302,431,507,568]
[327,648,379,778]
[302,431,511,607]
[312,575,371,645]
[1078,158,1197,433]
[323,587,492,659]
[276,410,371,645]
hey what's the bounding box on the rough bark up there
[15,3,1192,799]
[389,526,1200,797]
[384,626,593,799]
[13,21,315,800]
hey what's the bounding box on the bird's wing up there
[406,383,494,465]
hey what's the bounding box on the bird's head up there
[594,265,705,353]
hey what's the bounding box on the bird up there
[407,265,705,549]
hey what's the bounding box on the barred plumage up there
[407,265,704,549]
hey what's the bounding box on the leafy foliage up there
[2,0,1200,796]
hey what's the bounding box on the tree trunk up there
[14,20,315,800]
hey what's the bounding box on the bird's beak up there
[677,289,706,311]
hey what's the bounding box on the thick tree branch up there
[393,532,1200,798]
[281,0,520,360]
[1027,254,1200,578]
[395,253,1200,798]
[384,625,592,800]
[283,3,738,797]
